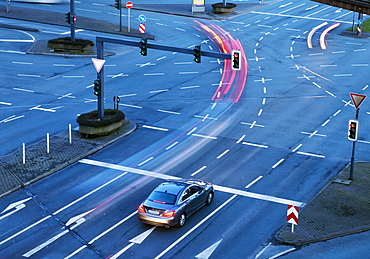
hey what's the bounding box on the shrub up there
[48,37,94,47]
[77,109,125,127]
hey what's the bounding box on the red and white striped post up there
[287,205,299,233]
[139,24,146,33]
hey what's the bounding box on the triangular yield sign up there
[92,58,106,73]
[350,93,367,109]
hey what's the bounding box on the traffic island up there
[47,37,94,53]
[211,2,237,14]
[77,109,128,138]
[275,162,370,246]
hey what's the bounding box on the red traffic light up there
[231,50,241,71]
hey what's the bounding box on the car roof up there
[155,181,188,196]
[155,179,209,195]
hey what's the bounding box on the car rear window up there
[148,191,177,205]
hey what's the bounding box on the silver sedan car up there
[138,179,214,228]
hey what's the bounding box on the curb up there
[0,122,137,198]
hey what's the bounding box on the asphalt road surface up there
[1,0,370,258]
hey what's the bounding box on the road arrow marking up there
[195,239,223,259]
[22,210,92,258]
[110,227,156,258]
[129,226,156,244]
[0,198,32,220]
[66,209,94,226]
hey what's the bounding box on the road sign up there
[138,14,146,23]
[286,205,299,225]
[92,58,106,73]
[139,24,146,33]
[349,93,366,109]
[126,1,133,8]
[358,19,363,25]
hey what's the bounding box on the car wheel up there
[205,192,213,205]
[176,213,186,228]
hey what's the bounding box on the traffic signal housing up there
[93,79,101,96]
[65,12,71,24]
[140,38,147,56]
[232,50,241,71]
[115,0,121,9]
[193,45,201,63]
[348,119,359,141]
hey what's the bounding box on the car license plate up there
[148,209,159,215]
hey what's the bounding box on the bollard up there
[47,133,50,153]
[69,124,72,144]
[22,143,26,164]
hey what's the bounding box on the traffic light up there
[193,45,201,63]
[93,79,101,96]
[65,12,71,24]
[348,119,359,141]
[140,38,147,56]
[232,50,241,71]
[115,0,121,9]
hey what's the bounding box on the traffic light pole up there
[70,0,75,41]
[94,36,232,119]
[349,108,359,180]
[97,40,104,119]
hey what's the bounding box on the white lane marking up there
[0,115,24,123]
[236,135,246,144]
[57,93,75,99]
[191,166,207,177]
[292,144,302,153]
[179,71,199,75]
[150,89,168,93]
[79,159,305,207]
[65,211,137,259]
[296,151,325,158]
[181,85,199,89]
[0,216,51,246]
[333,110,341,116]
[29,105,56,112]
[241,121,265,128]
[194,115,217,120]
[1,172,130,246]
[0,101,12,105]
[270,248,296,259]
[0,197,32,220]
[53,64,75,67]
[321,119,330,126]
[17,74,40,77]
[191,134,217,140]
[301,131,327,138]
[119,103,142,109]
[242,142,268,148]
[272,158,285,169]
[195,239,223,259]
[0,39,34,42]
[165,142,178,150]
[157,109,180,115]
[144,73,164,76]
[154,195,238,259]
[216,149,229,159]
[12,61,33,65]
[110,227,156,259]
[252,11,352,24]
[142,125,169,131]
[138,157,154,166]
[187,127,197,135]
[119,93,137,97]
[245,176,263,189]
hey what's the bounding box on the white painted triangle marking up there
[92,58,106,73]
[129,226,156,244]
[195,239,223,259]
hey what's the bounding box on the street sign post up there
[348,93,367,180]
[126,1,133,32]
[287,205,299,233]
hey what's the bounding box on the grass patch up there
[347,19,370,32]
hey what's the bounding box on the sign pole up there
[128,7,131,32]
[119,2,122,32]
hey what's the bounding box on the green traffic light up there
[193,45,201,63]
[93,79,101,96]
[140,38,148,56]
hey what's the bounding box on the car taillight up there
[161,211,175,218]
[138,205,146,213]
